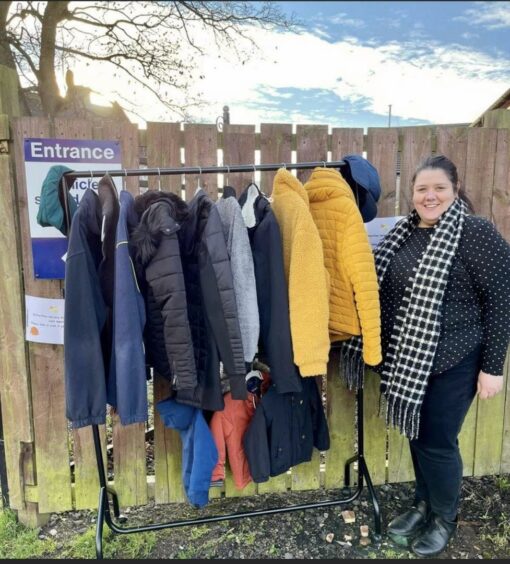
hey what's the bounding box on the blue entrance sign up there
[24,138,122,279]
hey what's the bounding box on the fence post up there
[0,73,49,527]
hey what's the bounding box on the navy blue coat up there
[238,185,302,394]
[243,377,330,483]
[64,188,107,428]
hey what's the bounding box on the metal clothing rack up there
[63,161,381,560]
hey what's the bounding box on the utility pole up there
[388,104,392,127]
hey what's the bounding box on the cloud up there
[457,1,510,29]
[183,27,509,125]
[329,13,366,28]
[68,16,509,128]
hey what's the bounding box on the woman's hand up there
[477,371,504,399]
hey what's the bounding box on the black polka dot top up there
[378,215,510,376]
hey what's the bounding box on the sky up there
[80,1,510,128]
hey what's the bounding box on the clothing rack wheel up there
[65,160,381,559]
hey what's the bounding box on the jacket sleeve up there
[146,225,197,391]
[112,236,148,424]
[64,234,107,428]
[230,205,260,363]
[307,378,330,452]
[243,402,271,483]
[258,214,302,394]
[200,206,247,399]
[288,218,330,376]
[342,202,382,366]
[209,410,228,482]
[462,217,510,375]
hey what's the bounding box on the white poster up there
[25,295,65,345]
[365,216,404,249]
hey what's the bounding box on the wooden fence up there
[1,116,509,524]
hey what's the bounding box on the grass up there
[59,525,157,559]
[481,512,510,551]
[496,476,510,491]
[0,509,56,559]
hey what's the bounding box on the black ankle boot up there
[411,513,457,557]
[386,501,429,547]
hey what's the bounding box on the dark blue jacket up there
[243,377,330,483]
[64,188,107,428]
[157,398,218,508]
[107,190,148,425]
[238,185,302,394]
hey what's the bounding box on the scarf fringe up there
[339,341,364,390]
[384,394,421,440]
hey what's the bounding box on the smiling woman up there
[372,154,510,557]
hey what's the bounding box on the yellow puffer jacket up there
[304,167,381,366]
[271,169,330,377]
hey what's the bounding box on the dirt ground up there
[37,473,509,559]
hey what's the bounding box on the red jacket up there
[210,392,256,489]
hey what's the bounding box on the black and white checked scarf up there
[341,198,467,439]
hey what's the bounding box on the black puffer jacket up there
[175,189,246,411]
[131,191,197,390]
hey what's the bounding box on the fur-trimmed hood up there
[131,191,189,268]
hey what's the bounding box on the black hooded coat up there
[131,191,197,391]
[175,189,247,411]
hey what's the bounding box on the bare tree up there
[1,1,295,118]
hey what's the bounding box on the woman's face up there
[412,168,457,227]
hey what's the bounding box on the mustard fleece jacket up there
[304,167,381,366]
[271,169,330,376]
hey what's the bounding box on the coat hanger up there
[194,167,202,196]
[222,165,236,199]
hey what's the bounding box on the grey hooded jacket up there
[215,195,259,364]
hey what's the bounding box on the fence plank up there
[398,127,433,216]
[436,127,468,186]
[11,117,73,513]
[259,123,292,194]
[459,401,477,476]
[73,425,107,510]
[52,118,109,510]
[473,357,507,477]
[324,349,356,489]
[224,470,257,499]
[464,128,503,477]
[223,124,256,197]
[0,115,35,513]
[146,123,187,504]
[146,122,182,194]
[366,128,398,217]
[502,352,510,474]
[363,370,387,485]
[465,128,497,219]
[296,124,328,185]
[183,124,218,200]
[112,417,147,507]
[492,129,510,240]
[95,121,147,507]
[331,128,364,159]
[493,129,510,473]
[290,125,328,492]
[153,376,185,503]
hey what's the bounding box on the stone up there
[325,533,334,543]
[341,510,356,524]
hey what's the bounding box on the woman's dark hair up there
[411,155,475,213]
